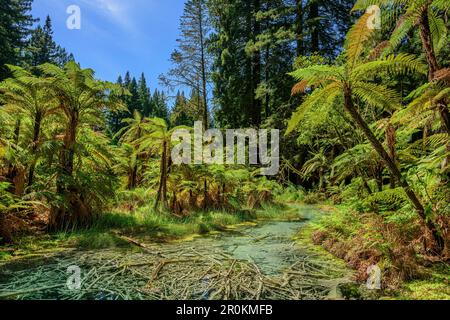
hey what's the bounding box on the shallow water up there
[0,205,352,300]
[207,220,307,275]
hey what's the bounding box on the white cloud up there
[81,0,135,32]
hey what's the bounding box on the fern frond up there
[353,82,401,111]
[351,53,427,80]
[289,65,344,84]
[428,9,447,54]
[345,12,376,69]
[286,83,341,135]
[432,0,450,11]
[387,14,415,52]
[291,80,309,96]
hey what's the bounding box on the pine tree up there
[0,0,34,80]
[152,89,169,122]
[138,73,152,117]
[124,71,131,87]
[160,0,211,130]
[127,77,140,115]
[25,16,73,68]
[170,91,190,126]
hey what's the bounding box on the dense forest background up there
[0,0,449,294]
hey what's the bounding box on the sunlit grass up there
[0,201,307,257]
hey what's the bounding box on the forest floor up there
[0,203,448,300]
[0,204,359,300]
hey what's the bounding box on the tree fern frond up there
[432,0,450,11]
[353,82,401,111]
[428,10,447,54]
[387,14,416,52]
[351,53,427,80]
[345,12,376,69]
[291,80,309,95]
[432,87,450,104]
[286,83,341,135]
[289,65,344,84]
[352,0,385,12]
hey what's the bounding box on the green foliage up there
[365,188,409,212]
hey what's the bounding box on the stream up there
[0,205,354,300]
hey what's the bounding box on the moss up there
[396,263,450,300]
[294,223,350,276]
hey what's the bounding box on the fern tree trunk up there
[128,128,142,190]
[49,113,92,231]
[386,122,397,189]
[6,120,21,195]
[344,86,444,252]
[418,6,450,136]
[28,112,42,188]
[154,140,168,210]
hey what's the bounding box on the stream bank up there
[0,204,357,300]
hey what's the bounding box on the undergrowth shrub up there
[311,207,438,290]
[364,188,409,212]
[303,192,327,205]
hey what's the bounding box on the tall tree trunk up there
[418,7,439,81]
[418,6,450,136]
[251,0,262,127]
[198,2,209,132]
[360,172,373,195]
[264,47,270,120]
[318,168,324,192]
[203,178,209,209]
[343,86,444,252]
[309,1,319,53]
[296,0,305,56]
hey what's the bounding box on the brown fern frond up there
[368,41,389,61]
[433,68,450,82]
[291,80,309,96]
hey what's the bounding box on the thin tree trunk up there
[318,168,324,192]
[129,165,138,189]
[343,86,444,252]
[296,0,305,56]
[203,178,208,209]
[28,113,42,187]
[361,174,373,195]
[155,140,168,210]
[418,7,439,82]
[6,120,21,195]
[198,2,208,131]
[386,122,397,189]
[438,103,450,136]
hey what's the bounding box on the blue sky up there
[32,0,185,91]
